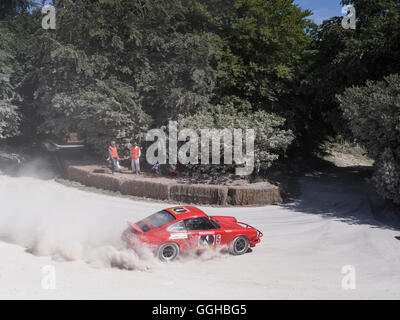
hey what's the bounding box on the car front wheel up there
[229,236,249,255]
[158,242,180,262]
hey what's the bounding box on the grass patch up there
[319,137,373,167]
[324,139,369,158]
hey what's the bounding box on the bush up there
[338,74,400,204]
[0,101,21,140]
[373,149,400,205]
[0,24,21,140]
[178,104,294,174]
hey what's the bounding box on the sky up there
[294,0,345,24]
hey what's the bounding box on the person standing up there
[130,141,141,174]
[108,141,120,174]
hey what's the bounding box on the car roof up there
[165,206,208,220]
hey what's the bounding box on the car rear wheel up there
[158,242,180,262]
[229,236,249,255]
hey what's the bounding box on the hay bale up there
[66,165,91,185]
[64,162,281,207]
[228,183,282,206]
[86,173,122,192]
[170,184,228,205]
[120,179,172,200]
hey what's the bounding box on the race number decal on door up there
[198,235,215,248]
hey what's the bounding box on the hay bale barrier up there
[87,173,122,192]
[64,162,282,206]
[120,178,173,200]
[170,184,228,205]
[228,183,283,206]
[65,165,91,186]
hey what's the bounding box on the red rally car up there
[122,206,263,261]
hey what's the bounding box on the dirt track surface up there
[0,167,400,299]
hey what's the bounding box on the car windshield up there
[145,210,176,228]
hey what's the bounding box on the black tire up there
[229,236,249,255]
[157,242,180,262]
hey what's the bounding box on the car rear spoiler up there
[127,222,144,234]
[237,222,263,239]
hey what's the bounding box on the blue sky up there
[294,0,345,24]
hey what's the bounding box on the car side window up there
[166,220,187,232]
[185,218,216,231]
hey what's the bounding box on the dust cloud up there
[0,160,227,272]
[0,159,161,271]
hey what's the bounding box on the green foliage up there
[338,74,400,204]
[373,149,400,205]
[0,25,16,100]
[4,0,397,184]
[303,0,400,138]
[178,104,294,170]
[214,0,314,110]
[0,101,20,140]
[21,0,220,154]
[0,0,35,19]
[0,23,22,140]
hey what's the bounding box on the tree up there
[303,0,400,141]
[0,23,22,140]
[0,0,34,19]
[214,0,314,110]
[204,0,316,153]
[20,0,220,154]
[338,74,400,204]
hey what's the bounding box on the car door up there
[184,217,218,251]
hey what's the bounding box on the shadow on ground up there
[282,165,400,230]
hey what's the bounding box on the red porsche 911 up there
[122,206,263,261]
